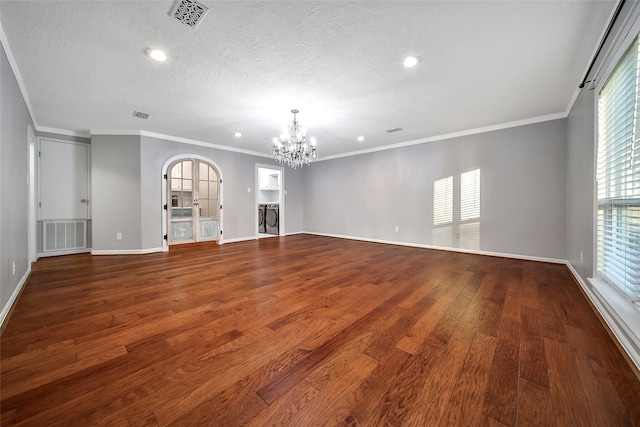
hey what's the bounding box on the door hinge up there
[220,204,222,210]
[163,204,167,210]
[219,179,222,184]
[39,201,41,208]
[163,174,167,179]
[220,230,222,235]
[164,234,168,241]
[38,151,41,157]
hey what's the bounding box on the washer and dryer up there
[258,204,266,233]
[258,204,279,235]
[265,204,279,235]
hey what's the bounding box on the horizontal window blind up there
[460,169,480,222]
[433,176,453,225]
[597,35,640,302]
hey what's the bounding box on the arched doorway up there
[163,156,221,248]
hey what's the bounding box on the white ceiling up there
[1,1,615,158]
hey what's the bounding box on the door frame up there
[27,125,37,264]
[161,154,223,251]
[255,163,285,238]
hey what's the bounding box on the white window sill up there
[587,277,640,370]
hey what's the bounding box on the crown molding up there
[0,20,37,128]
[317,112,567,162]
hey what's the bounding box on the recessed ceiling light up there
[234,132,242,138]
[403,56,420,68]
[357,136,365,141]
[146,49,167,62]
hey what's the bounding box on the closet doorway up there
[167,158,220,245]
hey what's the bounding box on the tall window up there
[433,176,453,247]
[597,35,640,303]
[432,169,480,249]
[460,169,480,250]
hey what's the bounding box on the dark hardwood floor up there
[2,234,640,426]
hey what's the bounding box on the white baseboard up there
[566,262,640,372]
[220,236,257,244]
[304,231,565,264]
[37,248,91,258]
[91,247,163,255]
[1,266,31,330]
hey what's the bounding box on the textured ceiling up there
[0,1,615,158]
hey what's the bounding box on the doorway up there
[256,165,284,238]
[167,158,220,246]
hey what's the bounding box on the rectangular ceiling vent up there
[132,111,149,119]
[169,0,209,29]
[386,127,403,133]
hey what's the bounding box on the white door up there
[39,139,90,253]
[40,139,90,220]
[168,159,220,245]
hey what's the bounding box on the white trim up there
[0,21,37,128]
[0,266,31,329]
[220,236,257,244]
[565,263,640,372]
[593,1,640,95]
[317,112,566,162]
[37,248,90,258]
[91,247,163,255]
[141,130,271,158]
[303,231,565,264]
[37,126,90,138]
[564,1,623,114]
[255,164,285,238]
[27,125,37,265]
[90,130,272,159]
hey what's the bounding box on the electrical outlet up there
[116,232,122,241]
[455,232,460,239]
[580,251,584,264]
[12,261,16,276]
[394,226,399,233]
[248,187,251,193]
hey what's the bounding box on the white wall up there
[305,119,567,260]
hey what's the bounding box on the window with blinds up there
[433,176,453,225]
[433,176,453,247]
[460,169,480,250]
[596,35,640,304]
[461,169,480,221]
[432,170,480,249]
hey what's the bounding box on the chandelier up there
[271,109,317,168]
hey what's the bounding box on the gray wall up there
[91,135,143,251]
[566,88,595,281]
[0,45,32,312]
[565,0,640,284]
[87,134,305,251]
[305,119,567,260]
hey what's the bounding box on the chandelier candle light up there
[271,109,317,168]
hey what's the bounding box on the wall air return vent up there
[386,127,403,133]
[169,0,209,29]
[43,220,87,252]
[132,111,149,119]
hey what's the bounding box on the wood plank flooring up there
[2,234,640,426]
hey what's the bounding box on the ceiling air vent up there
[169,0,209,29]
[386,127,403,133]
[132,111,149,119]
